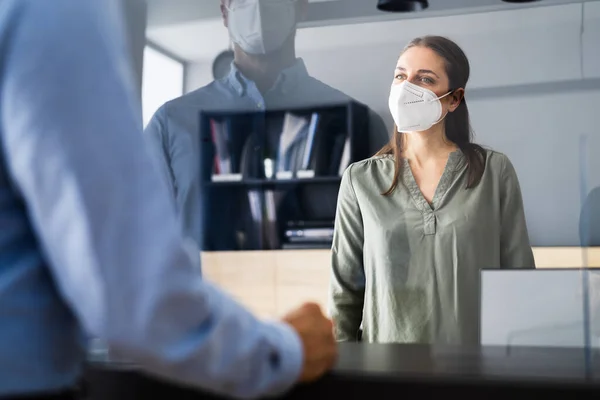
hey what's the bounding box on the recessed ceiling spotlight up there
[501,0,541,3]
[377,0,428,12]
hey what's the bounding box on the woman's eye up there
[395,74,405,80]
[421,77,434,84]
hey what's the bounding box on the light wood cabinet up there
[202,248,600,318]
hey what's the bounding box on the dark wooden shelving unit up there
[198,101,370,251]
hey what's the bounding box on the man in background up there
[0,1,335,398]
[144,0,389,249]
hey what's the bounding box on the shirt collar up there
[225,58,310,96]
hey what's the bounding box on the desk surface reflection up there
[85,343,600,399]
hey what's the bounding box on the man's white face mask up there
[226,0,297,55]
[388,80,453,133]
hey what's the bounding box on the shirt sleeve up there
[0,1,302,398]
[328,164,365,341]
[499,155,536,269]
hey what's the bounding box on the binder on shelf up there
[247,190,264,250]
[208,115,255,179]
[210,118,231,174]
[264,190,280,250]
[338,137,351,176]
[300,113,320,170]
[276,112,310,176]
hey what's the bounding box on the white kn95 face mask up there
[388,80,452,133]
[227,0,297,55]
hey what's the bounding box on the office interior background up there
[128,0,600,347]
[140,0,600,245]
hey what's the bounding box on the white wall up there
[185,61,213,93]
[121,0,147,100]
[296,2,595,124]
[142,47,185,127]
[184,1,600,247]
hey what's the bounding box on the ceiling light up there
[501,0,541,3]
[377,0,428,12]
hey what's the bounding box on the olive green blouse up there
[329,150,535,345]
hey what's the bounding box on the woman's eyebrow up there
[395,66,440,78]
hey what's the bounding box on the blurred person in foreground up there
[0,1,336,399]
[144,0,389,250]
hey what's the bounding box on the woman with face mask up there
[329,36,535,345]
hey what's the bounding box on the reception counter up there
[85,343,600,399]
[201,248,600,318]
[84,248,600,398]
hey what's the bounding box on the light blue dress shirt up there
[0,1,302,398]
[144,59,389,249]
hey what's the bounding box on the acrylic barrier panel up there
[583,128,600,345]
[580,132,600,248]
[480,269,600,348]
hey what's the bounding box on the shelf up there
[206,176,342,188]
[199,101,369,252]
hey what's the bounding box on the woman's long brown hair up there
[376,36,486,196]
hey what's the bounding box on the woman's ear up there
[448,88,464,112]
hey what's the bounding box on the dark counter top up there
[335,343,600,382]
[85,343,600,399]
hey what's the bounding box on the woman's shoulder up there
[483,149,514,171]
[339,155,394,193]
[480,149,521,182]
[345,154,394,178]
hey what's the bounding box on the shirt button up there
[257,102,263,108]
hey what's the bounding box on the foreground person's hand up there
[282,302,337,383]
